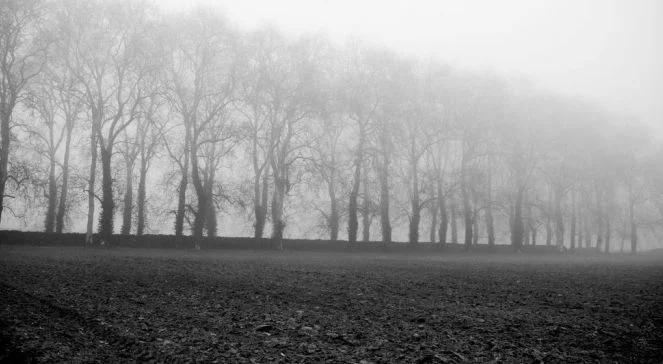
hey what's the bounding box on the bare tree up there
[307,111,346,241]
[401,63,444,244]
[163,10,238,237]
[337,43,382,244]
[135,96,164,235]
[500,91,542,250]
[371,50,411,246]
[449,74,504,250]
[24,72,67,232]
[258,34,324,248]
[118,123,139,234]
[59,0,153,241]
[50,53,82,233]
[0,0,47,223]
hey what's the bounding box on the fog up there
[1,0,663,252]
[161,0,663,135]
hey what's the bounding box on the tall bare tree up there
[0,0,47,223]
[255,34,324,248]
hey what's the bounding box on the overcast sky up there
[159,0,662,134]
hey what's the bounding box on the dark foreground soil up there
[1,246,662,363]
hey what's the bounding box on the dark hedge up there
[0,230,569,254]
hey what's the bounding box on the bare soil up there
[1,246,662,363]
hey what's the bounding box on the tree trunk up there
[174,168,188,236]
[596,222,603,251]
[485,203,495,247]
[206,196,217,237]
[44,159,57,233]
[98,146,114,239]
[379,161,391,246]
[438,190,448,245]
[254,167,269,238]
[523,217,532,246]
[193,197,206,238]
[271,173,286,250]
[85,129,98,244]
[450,200,458,244]
[472,209,479,246]
[408,164,420,244]
[328,181,339,241]
[531,226,537,246]
[620,218,626,253]
[584,214,592,248]
[347,152,361,244]
[554,186,564,248]
[0,100,13,224]
[511,187,525,250]
[595,186,603,251]
[56,124,73,233]
[545,216,552,246]
[190,139,207,238]
[461,181,472,250]
[629,192,637,254]
[254,200,266,238]
[429,200,437,243]
[174,135,190,236]
[136,161,147,235]
[630,221,637,254]
[577,215,583,249]
[121,159,134,235]
[361,168,370,242]
[604,214,610,253]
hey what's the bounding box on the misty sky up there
[160,0,663,135]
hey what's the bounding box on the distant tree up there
[258,34,324,248]
[371,50,411,245]
[118,125,139,235]
[135,96,164,235]
[499,89,543,250]
[401,62,445,244]
[237,28,277,239]
[163,9,239,238]
[337,43,382,244]
[307,111,346,241]
[449,73,505,250]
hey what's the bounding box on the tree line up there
[2,0,662,252]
